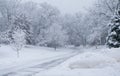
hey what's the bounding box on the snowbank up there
[35,46,120,76]
[69,52,116,69]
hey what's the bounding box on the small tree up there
[10,27,26,58]
[10,15,27,58]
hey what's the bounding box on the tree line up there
[0,0,119,50]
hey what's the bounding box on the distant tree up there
[46,23,68,50]
[30,2,60,45]
[0,0,21,30]
[61,14,88,47]
[87,27,102,48]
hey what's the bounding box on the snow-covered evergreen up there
[107,9,120,48]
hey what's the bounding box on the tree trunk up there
[54,46,57,50]
[95,45,98,49]
[17,50,20,58]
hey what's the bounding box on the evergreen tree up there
[107,9,120,48]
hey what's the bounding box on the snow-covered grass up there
[1,45,120,76]
[0,45,73,71]
[35,46,120,76]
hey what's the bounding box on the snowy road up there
[0,51,79,76]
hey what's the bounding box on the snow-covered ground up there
[0,45,77,75]
[1,45,120,76]
[35,46,120,76]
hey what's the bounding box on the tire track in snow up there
[1,51,79,76]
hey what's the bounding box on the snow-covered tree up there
[10,26,26,58]
[61,14,88,46]
[13,14,33,45]
[46,23,68,50]
[0,0,21,31]
[33,3,60,45]
[106,8,120,48]
[84,0,118,46]
[9,14,33,57]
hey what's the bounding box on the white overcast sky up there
[25,0,96,14]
